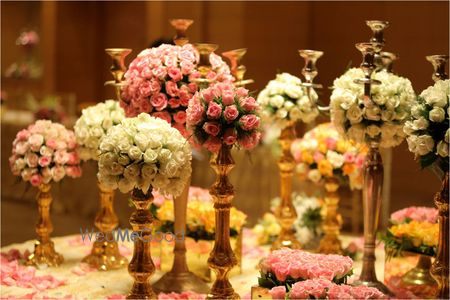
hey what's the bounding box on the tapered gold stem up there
[170,19,194,46]
[426,55,449,82]
[403,254,436,286]
[207,145,239,300]
[82,182,127,270]
[222,48,253,87]
[127,188,156,300]
[317,177,343,254]
[272,123,301,250]
[26,183,63,267]
[105,48,132,101]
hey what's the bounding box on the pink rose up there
[201,89,215,103]
[223,128,237,146]
[180,48,196,62]
[30,174,42,187]
[203,136,221,153]
[239,131,261,150]
[55,140,67,150]
[325,137,337,150]
[206,102,222,119]
[29,134,44,151]
[179,87,191,106]
[223,105,239,122]
[66,166,82,178]
[236,87,249,98]
[152,66,167,79]
[38,156,51,167]
[14,141,29,155]
[343,152,356,163]
[165,81,179,97]
[269,286,286,300]
[150,93,168,111]
[173,111,187,124]
[240,97,258,112]
[239,114,260,131]
[168,98,181,109]
[152,111,172,124]
[168,67,182,81]
[313,151,324,163]
[54,150,69,165]
[186,101,205,126]
[67,152,80,165]
[202,122,221,136]
[221,91,235,106]
[25,153,39,168]
[150,79,162,94]
[51,166,66,182]
[172,123,189,138]
[139,81,153,97]
[187,83,198,94]
[140,100,152,113]
[16,129,30,141]
[180,61,195,75]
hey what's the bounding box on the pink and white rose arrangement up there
[10,120,82,186]
[186,82,261,152]
[390,206,438,224]
[120,44,232,138]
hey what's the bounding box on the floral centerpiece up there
[291,122,367,189]
[390,206,439,225]
[74,100,125,161]
[258,248,353,289]
[120,44,232,138]
[269,278,386,299]
[186,82,261,151]
[257,72,319,129]
[404,79,449,176]
[10,120,82,186]
[330,68,415,148]
[253,213,282,245]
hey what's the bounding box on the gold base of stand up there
[402,255,436,286]
[82,240,128,271]
[317,235,343,255]
[26,240,64,267]
[153,271,210,294]
[271,231,301,250]
[352,279,391,296]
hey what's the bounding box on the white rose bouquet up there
[97,113,192,197]
[404,79,449,174]
[330,68,416,148]
[257,72,319,129]
[74,100,125,161]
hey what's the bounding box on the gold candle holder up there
[82,182,127,270]
[366,20,389,70]
[26,183,63,267]
[170,19,194,46]
[380,52,398,73]
[317,177,343,255]
[193,43,218,88]
[222,48,254,87]
[426,55,449,83]
[272,123,301,250]
[153,176,209,294]
[105,48,132,101]
[127,188,157,300]
[207,145,239,299]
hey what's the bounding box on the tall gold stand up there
[222,48,254,87]
[317,177,343,254]
[26,183,64,267]
[127,188,157,300]
[272,123,301,250]
[207,145,239,300]
[403,254,436,286]
[105,48,132,101]
[170,18,193,46]
[82,182,127,270]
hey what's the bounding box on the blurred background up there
[1,1,449,246]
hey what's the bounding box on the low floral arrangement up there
[74,100,125,161]
[330,68,415,148]
[258,248,353,289]
[404,79,449,176]
[16,30,39,48]
[390,206,438,225]
[158,291,205,300]
[97,113,192,197]
[152,186,246,240]
[269,278,386,299]
[291,123,367,190]
[120,44,232,138]
[9,120,82,186]
[186,82,261,152]
[253,212,281,245]
[257,72,319,129]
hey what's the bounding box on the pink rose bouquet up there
[9,120,81,187]
[390,206,438,224]
[186,82,261,152]
[120,44,233,138]
[258,248,353,289]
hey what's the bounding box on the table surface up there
[0,231,385,299]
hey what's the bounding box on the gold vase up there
[222,48,254,87]
[170,19,194,46]
[26,183,64,267]
[403,254,437,286]
[82,182,127,271]
[127,188,157,300]
[193,43,218,88]
[272,123,301,250]
[153,176,210,294]
[105,48,132,101]
[207,145,239,300]
[431,171,449,299]
[317,177,343,254]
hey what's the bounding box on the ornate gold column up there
[82,182,127,270]
[127,188,156,300]
[26,183,63,267]
[207,145,239,300]
[317,177,343,254]
[272,123,301,250]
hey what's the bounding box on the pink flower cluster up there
[186,82,261,152]
[270,279,386,299]
[120,44,233,138]
[158,291,206,300]
[390,206,439,224]
[152,186,210,208]
[259,248,353,282]
[9,120,82,187]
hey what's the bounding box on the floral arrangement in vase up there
[74,100,125,161]
[253,212,282,245]
[186,82,261,152]
[120,44,232,138]
[291,122,367,189]
[330,68,415,148]
[97,113,192,196]
[258,248,353,289]
[257,72,319,129]
[390,206,439,225]
[269,278,387,299]
[10,119,82,186]
[404,79,449,176]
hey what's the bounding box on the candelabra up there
[298,49,328,111]
[193,43,219,88]
[105,48,132,101]
[222,48,254,87]
[366,20,389,70]
[170,18,194,46]
[426,54,449,82]
[380,52,398,72]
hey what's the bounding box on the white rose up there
[411,105,424,119]
[41,167,52,183]
[385,97,400,110]
[99,152,118,166]
[143,149,158,163]
[381,123,396,138]
[39,146,53,157]
[161,160,179,177]
[269,95,285,108]
[90,126,104,137]
[346,105,363,124]
[128,146,142,161]
[307,169,322,183]
[445,129,449,143]
[424,90,447,107]
[415,135,435,156]
[118,177,135,193]
[141,164,157,179]
[14,158,26,171]
[381,110,395,122]
[289,107,302,121]
[148,135,163,149]
[347,125,365,143]
[21,168,34,181]
[437,141,449,157]
[364,106,381,121]
[117,140,131,152]
[373,95,387,106]
[159,149,172,163]
[295,163,308,174]
[134,133,149,151]
[100,140,116,152]
[412,117,429,130]
[117,154,130,166]
[285,85,302,99]
[111,110,124,124]
[124,164,140,180]
[326,151,345,168]
[283,101,295,110]
[108,162,124,176]
[276,108,288,119]
[102,118,113,130]
[429,107,446,123]
[366,125,381,139]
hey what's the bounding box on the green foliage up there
[301,207,323,236]
[379,230,436,261]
